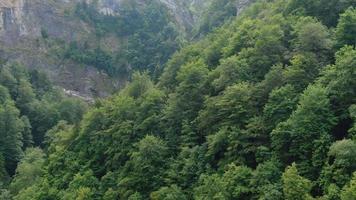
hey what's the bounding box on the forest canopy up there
[1,0,356,199]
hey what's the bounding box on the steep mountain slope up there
[0,0,249,99]
[0,0,120,98]
[0,0,202,98]
[3,0,355,199]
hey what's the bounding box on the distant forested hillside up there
[64,0,182,77]
[0,63,87,180]
[1,0,356,199]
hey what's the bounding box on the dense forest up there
[59,0,182,77]
[34,0,182,80]
[0,63,87,186]
[56,0,243,77]
[1,0,356,199]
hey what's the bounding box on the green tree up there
[320,140,356,189]
[26,100,60,145]
[9,148,45,196]
[251,160,282,196]
[222,164,253,199]
[58,98,87,124]
[210,56,250,92]
[62,170,98,200]
[349,105,356,138]
[272,84,336,178]
[293,17,332,55]
[21,116,33,149]
[227,21,285,81]
[128,192,143,200]
[197,0,238,35]
[283,53,321,92]
[252,64,285,109]
[0,189,11,200]
[341,172,356,200]
[162,60,209,148]
[257,183,284,200]
[193,174,227,200]
[13,180,58,200]
[319,46,356,118]
[286,0,356,26]
[118,135,169,198]
[198,82,254,134]
[151,185,187,200]
[263,84,299,131]
[29,69,53,97]
[0,153,9,185]
[0,100,24,175]
[336,7,356,47]
[167,146,207,189]
[0,66,18,98]
[15,79,36,114]
[282,163,313,200]
[0,86,10,105]
[123,72,154,99]
[103,188,119,200]
[206,128,229,167]
[322,184,341,200]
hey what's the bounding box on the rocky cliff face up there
[0,0,249,99]
[0,0,123,99]
[89,0,203,33]
[0,0,83,42]
[0,0,205,100]
[236,0,255,16]
[0,0,26,39]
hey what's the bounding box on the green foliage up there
[193,164,253,200]
[151,185,187,200]
[193,174,227,200]
[0,100,24,175]
[198,82,254,134]
[349,105,356,138]
[9,148,45,196]
[283,53,322,91]
[197,0,243,35]
[336,7,356,47]
[58,98,87,124]
[6,0,356,199]
[61,170,98,200]
[0,189,11,200]
[319,46,356,118]
[340,172,356,200]
[222,164,254,199]
[0,85,10,104]
[263,84,299,130]
[162,60,209,148]
[166,146,207,189]
[286,0,356,26]
[292,17,332,55]
[251,160,282,192]
[118,135,169,198]
[0,62,87,195]
[210,56,250,92]
[29,69,52,97]
[320,140,356,190]
[272,84,336,178]
[282,163,313,200]
[103,188,119,200]
[71,0,181,76]
[328,140,356,173]
[64,42,123,75]
[0,153,9,185]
